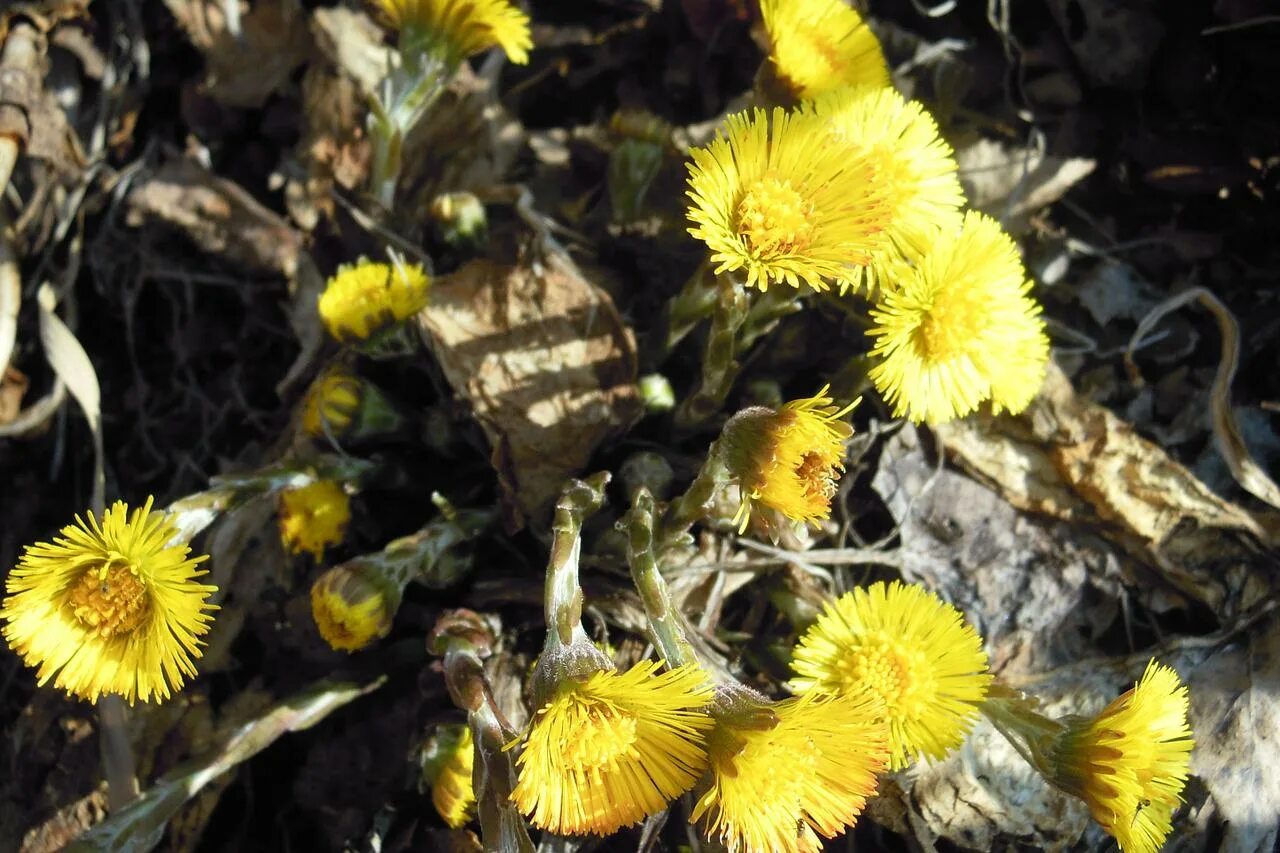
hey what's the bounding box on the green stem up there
[980,685,1067,781]
[661,443,730,548]
[663,258,718,353]
[674,276,749,429]
[543,473,611,645]
[98,695,139,810]
[622,488,695,667]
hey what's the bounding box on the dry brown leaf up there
[19,788,108,853]
[935,361,1277,617]
[162,0,312,108]
[955,137,1095,236]
[417,253,641,528]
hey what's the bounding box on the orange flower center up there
[67,557,150,638]
[737,177,815,259]
[794,451,838,501]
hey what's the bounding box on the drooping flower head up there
[757,0,889,101]
[431,725,477,829]
[693,687,887,853]
[310,559,401,652]
[318,259,431,343]
[511,660,714,835]
[686,106,897,292]
[720,386,855,532]
[867,211,1049,424]
[0,498,217,704]
[278,480,352,561]
[790,580,991,769]
[1049,661,1194,853]
[806,85,966,291]
[301,364,362,439]
[370,0,532,64]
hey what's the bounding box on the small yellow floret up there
[867,211,1049,424]
[693,690,887,853]
[0,498,217,704]
[310,562,395,652]
[371,0,532,64]
[758,0,890,100]
[432,726,477,829]
[790,580,992,769]
[511,661,714,836]
[318,260,431,343]
[301,365,362,439]
[278,481,352,561]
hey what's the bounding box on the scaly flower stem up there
[661,443,730,548]
[544,473,611,645]
[738,285,803,351]
[622,488,696,668]
[674,276,750,429]
[663,258,718,353]
[368,34,452,211]
[980,683,1068,781]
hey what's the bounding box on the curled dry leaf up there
[417,253,641,528]
[955,137,1095,236]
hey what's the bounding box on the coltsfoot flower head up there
[301,364,362,439]
[318,259,431,343]
[867,211,1050,424]
[790,580,991,769]
[278,480,352,561]
[807,86,966,290]
[371,0,532,64]
[310,560,401,652]
[1050,661,1194,853]
[430,725,476,829]
[757,0,889,101]
[512,660,714,836]
[693,687,887,853]
[720,386,855,532]
[0,498,217,704]
[686,106,896,292]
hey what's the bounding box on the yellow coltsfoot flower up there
[1050,661,1194,853]
[720,386,855,532]
[318,259,431,343]
[310,560,400,652]
[511,660,714,836]
[371,0,532,64]
[867,211,1049,424]
[300,364,362,439]
[757,0,889,101]
[790,580,992,769]
[693,688,887,853]
[685,106,897,292]
[0,498,217,704]
[431,725,477,829]
[278,480,352,561]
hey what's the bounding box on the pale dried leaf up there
[37,284,103,510]
[310,6,391,98]
[417,254,641,527]
[955,137,1095,235]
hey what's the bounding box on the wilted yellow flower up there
[758,0,889,100]
[278,481,351,560]
[301,364,362,439]
[372,0,532,64]
[432,725,477,829]
[318,260,431,343]
[310,561,398,651]
[720,386,855,532]
[512,660,714,835]
[0,498,217,704]
[693,689,887,853]
[807,85,965,290]
[867,211,1049,424]
[686,106,896,292]
[1051,661,1194,853]
[790,580,991,769]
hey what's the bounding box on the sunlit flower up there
[757,0,889,101]
[310,560,400,651]
[790,580,991,769]
[301,364,362,439]
[1050,661,1194,853]
[867,211,1049,424]
[0,498,217,704]
[720,386,855,532]
[686,106,897,292]
[693,689,887,853]
[807,85,966,290]
[371,0,532,64]
[432,725,477,829]
[511,660,714,835]
[278,481,352,561]
[318,259,431,343]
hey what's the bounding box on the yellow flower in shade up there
[1051,661,1193,853]
[867,211,1049,424]
[0,498,217,704]
[693,690,887,853]
[301,364,361,439]
[720,386,855,532]
[511,660,714,836]
[757,0,889,101]
[371,0,532,64]
[310,561,399,652]
[278,481,352,561]
[318,260,431,343]
[686,106,897,292]
[432,726,476,829]
[807,86,966,290]
[790,580,991,769]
